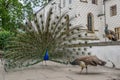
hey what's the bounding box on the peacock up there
[43,49,49,65]
[3,8,89,70]
[70,55,106,73]
[104,24,117,41]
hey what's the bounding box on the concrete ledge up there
[68,41,120,47]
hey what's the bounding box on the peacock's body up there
[104,25,117,41]
[70,56,106,73]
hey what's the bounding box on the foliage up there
[0,30,14,50]
[0,0,47,33]
[4,8,84,70]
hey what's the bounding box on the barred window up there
[87,13,94,32]
[115,27,120,39]
[110,5,117,16]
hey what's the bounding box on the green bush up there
[0,30,14,50]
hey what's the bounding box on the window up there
[115,27,120,39]
[69,0,72,4]
[110,5,117,16]
[87,13,94,32]
[92,0,97,5]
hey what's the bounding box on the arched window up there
[87,13,94,32]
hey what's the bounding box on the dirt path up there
[0,61,120,80]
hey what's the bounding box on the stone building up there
[35,0,120,68]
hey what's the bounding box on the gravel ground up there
[0,61,120,80]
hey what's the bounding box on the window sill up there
[92,3,98,5]
[110,15,117,17]
[80,0,88,3]
[87,31,95,33]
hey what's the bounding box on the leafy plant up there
[0,30,14,50]
[0,0,47,33]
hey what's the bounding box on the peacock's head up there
[70,60,76,65]
[105,24,108,29]
[70,59,79,65]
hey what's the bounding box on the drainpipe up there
[59,0,61,17]
[103,0,107,41]
[103,0,107,26]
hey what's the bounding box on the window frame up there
[87,13,94,33]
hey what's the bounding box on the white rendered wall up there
[105,0,120,30]
[89,45,120,68]
[35,0,120,68]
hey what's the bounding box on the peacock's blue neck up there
[104,26,109,34]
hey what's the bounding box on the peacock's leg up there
[86,66,88,73]
[44,60,47,66]
[80,67,84,73]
